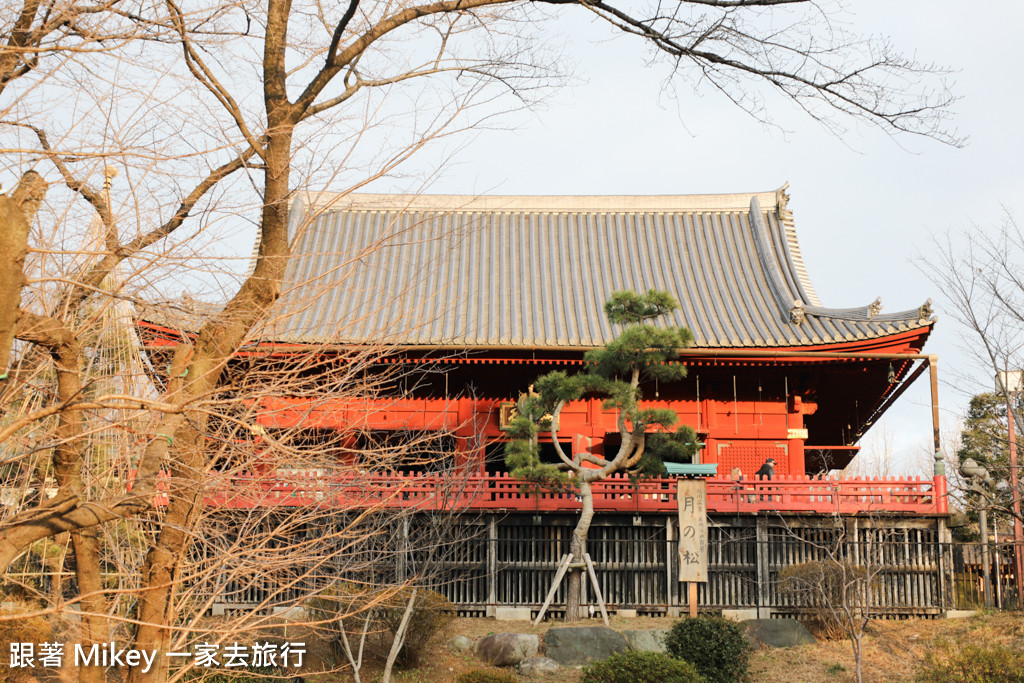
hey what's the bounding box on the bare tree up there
[777,521,894,683]
[920,214,1024,524]
[844,419,933,480]
[0,0,965,679]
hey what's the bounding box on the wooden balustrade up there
[180,471,946,515]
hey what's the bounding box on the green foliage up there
[917,643,1024,683]
[581,650,704,683]
[631,429,700,478]
[637,407,679,429]
[646,429,700,464]
[826,662,846,675]
[665,616,751,683]
[505,290,698,488]
[604,289,680,325]
[455,669,520,683]
[585,325,691,382]
[956,392,1023,540]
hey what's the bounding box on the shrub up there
[777,560,875,640]
[917,643,1024,683]
[0,607,53,683]
[665,615,750,683]
[581,651,704,683]
[305,581,377,664]
[455,669,520,683]
[305,583,455,669]
[181,666,287,682]
[377,586,456,667]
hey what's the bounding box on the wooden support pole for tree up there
[583,553,609,626]
[534,554,572,626]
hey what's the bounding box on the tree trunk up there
[565,480,595,622]
[0,171,44,376]
[128,427,205,683]
[47,329,109,683]
[71,527,109,683]
[128,52,296,672]
[853,631,863,683]
[381,587,418,683]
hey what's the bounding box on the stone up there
[721,609,758,622]
[622,628,669,654]
[517,656,561,676]
[494,606,533,621]
[449,635,474,652]
[616,608,638,619]
[476,633,539,666]
[543,626,629,666]
[743,619,816,648]
[943,610,981,619]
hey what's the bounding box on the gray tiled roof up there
[251,187,933,348]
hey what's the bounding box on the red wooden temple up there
[138,185,946,516]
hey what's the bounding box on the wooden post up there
[1004,391,1024,605]
[534,554,572,626]
[688,582,698,618]
[756,517,771,618]
[397,517,410,583]
[666,516,680,617]
[486,517,497,618]
[583,553,609,626]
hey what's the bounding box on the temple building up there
[145,185,936,476]
[138,185,950,617]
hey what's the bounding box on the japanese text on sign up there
[677,479,708,583]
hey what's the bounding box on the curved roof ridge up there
[748,195,799,323]
[793,298,935,326]
[772,183,821,306]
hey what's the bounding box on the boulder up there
[495,606,533,621]
[622,628,669,653]
[476,633,540,666]
[517,656,561,676]
[448,635,474,652]
[543,626,629,666]
[743,619,816,648]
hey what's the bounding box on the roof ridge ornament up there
[776,182,792,222]
[789,300,806,325]
[869,297,882,318]
[918,299,934,323]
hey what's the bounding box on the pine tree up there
[505,289,699,620]
[956,392,1024,540]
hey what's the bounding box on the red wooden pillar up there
[788,395,807,475]
[933,473,947,514]
[453,397,479,467]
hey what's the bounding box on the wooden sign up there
[677,479,708,583]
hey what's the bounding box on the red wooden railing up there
[133,471,947,515]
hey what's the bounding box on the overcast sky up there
[371,2,1024,469]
